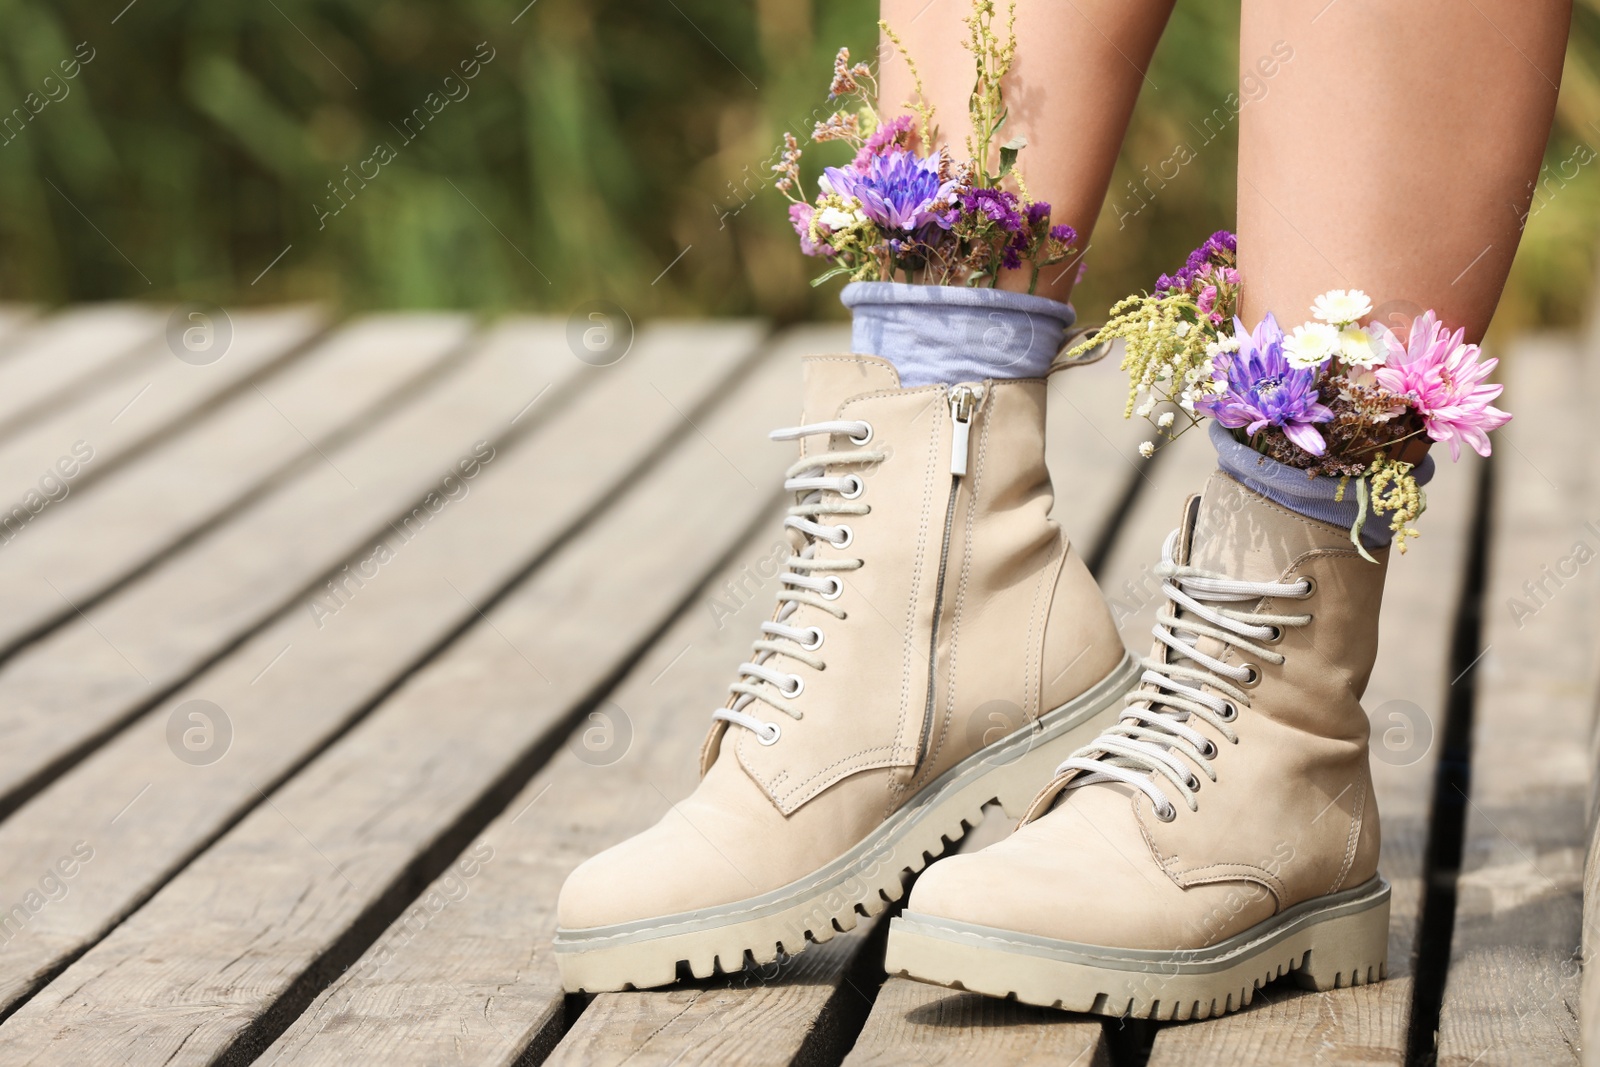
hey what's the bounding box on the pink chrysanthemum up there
[1372,311,1511,461]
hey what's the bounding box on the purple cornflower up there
[1196,314,1334,455]
[823,148,957,233]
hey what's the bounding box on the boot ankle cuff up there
[1209,422,1436,550]
[840,281,1075,388]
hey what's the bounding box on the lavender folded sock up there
[840,281,1075,388]
[1210,422,1435,551]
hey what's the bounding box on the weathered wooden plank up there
[0,304,164,440]
[0,306,322,515]
[1436,336,1593,1066]
[0,306,40,352]
[0,321,764,1024]
[1043,342,1153,551]
[0,317,573,811]
[0,330,809,1067]
[1145,454,1476,1063]
[843,976,1112,1067]
[256,346,1146,1067]
[0,313,471,655]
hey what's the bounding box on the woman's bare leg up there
[879,0,1176,303]
[1239,0,1571,341]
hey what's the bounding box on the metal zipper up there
[916,383,982,771]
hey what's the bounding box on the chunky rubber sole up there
[553,652,1140,993]
[886,875,1390,1021]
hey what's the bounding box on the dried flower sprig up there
[777,0,1079,292]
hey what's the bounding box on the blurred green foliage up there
[0,0,1597,337]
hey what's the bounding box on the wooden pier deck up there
[0,305,1590,1066]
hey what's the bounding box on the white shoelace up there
[712,419,884,746]
[1056,529,1312,819]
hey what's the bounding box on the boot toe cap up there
[557,806,763,930]
[906,791,1245,951]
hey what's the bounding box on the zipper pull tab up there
[949,384,980,477]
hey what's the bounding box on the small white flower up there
[1311,288,1373,326]
[1282,322,1340,368]
[1205,334,1241,359]
[1136,397,1157,418]
[816,204,866,230]
[1157,411,1175,429]
[1138,441,1155,458]
[1174,321,1192,337]
[1337,325,1387,367]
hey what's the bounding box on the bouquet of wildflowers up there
[1081,232,1512,554]
[775,1,1079,293]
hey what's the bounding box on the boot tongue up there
[1187,470,1353,583]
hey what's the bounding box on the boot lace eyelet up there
[757,722,782,745]
[1185,774,1201,792]
[1198,739,1217,758]
[1218,702,1238,722]
[799,627,824,651]
[1292,576,1317,599]
[838,475,864,500]
[782,675,804,698]
[848,423,874,445]
[1262,624,1284,644]
[1239,664,1262,688]
[1155,803,1177,823]
[830,525,854,549]
[820,576,844,600]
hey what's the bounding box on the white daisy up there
[1138,441,1155,458]
[1310,289,1373,326]
[1282,322,1340,368]
[1337,325,1387,367]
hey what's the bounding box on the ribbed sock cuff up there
[1209,422,1436,550]
[840,281,1075,388]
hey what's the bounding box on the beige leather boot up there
[888,471,1391,1020]
[555,354,1137,992]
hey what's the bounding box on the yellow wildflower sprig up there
[1344,453,1425,560]
[1368,454,1424,553]
[1069,291,1216,421]
[878,20,936,149]
[961,1,1020,187]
